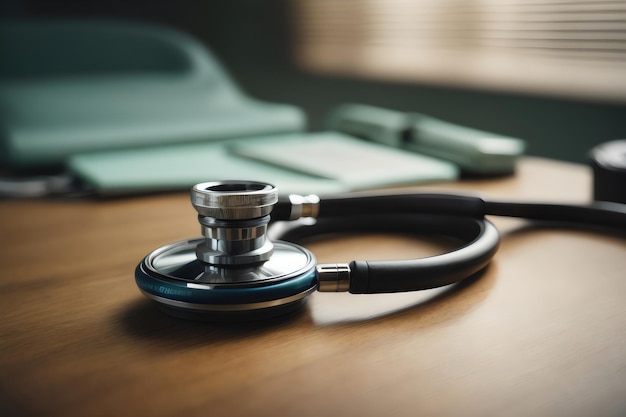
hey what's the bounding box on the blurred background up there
[2,0,625,164]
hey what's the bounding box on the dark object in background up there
[590,140,626,204]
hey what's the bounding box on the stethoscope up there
[135,177,626,321]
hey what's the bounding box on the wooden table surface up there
[1,157,625,417]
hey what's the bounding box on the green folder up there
[68,132,457,196]
[0,20,305,170]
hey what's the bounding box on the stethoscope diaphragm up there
[136,238,318,320]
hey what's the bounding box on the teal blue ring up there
[135,260,318,306]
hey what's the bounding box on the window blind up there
[293,0,626,102]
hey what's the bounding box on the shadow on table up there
[118,263,496,348]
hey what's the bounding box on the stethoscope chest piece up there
[135,174,626,321]
[135,180,510,321]
[135,181,317,320]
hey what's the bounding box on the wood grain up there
[1,157,624,417]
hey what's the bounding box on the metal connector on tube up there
[288,194,321,220]
[317,263,351,292]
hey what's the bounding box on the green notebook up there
[68,132,458,196]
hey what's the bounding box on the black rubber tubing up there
[272,193,626,294]
[274,193,626,229]
[345,216,500,294]
[272,211,500,294]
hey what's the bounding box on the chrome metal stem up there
[191,181,278,266]
[288,194,321,220]
[317,263,351,292]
